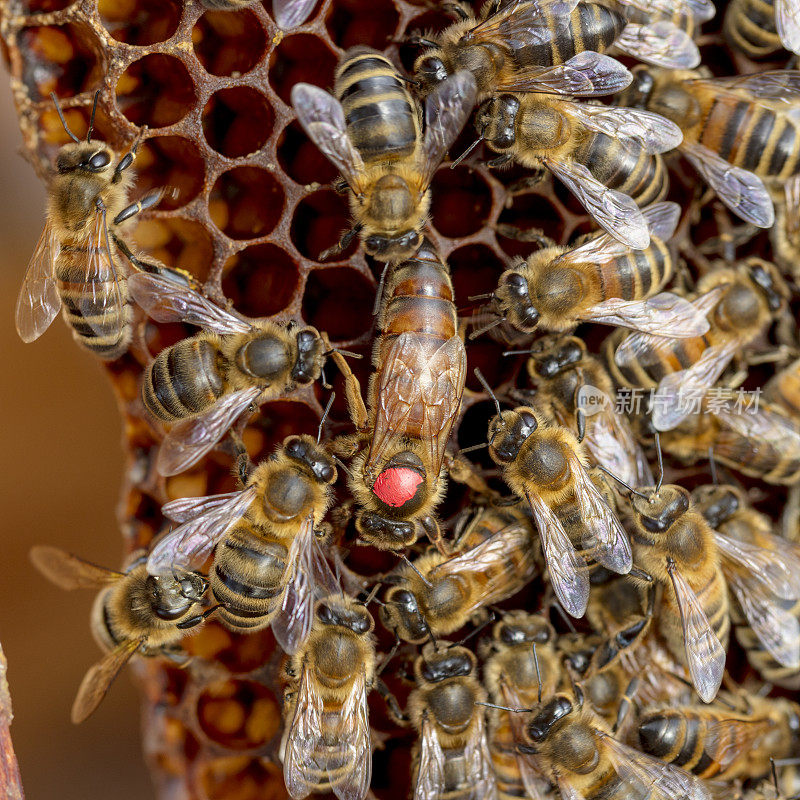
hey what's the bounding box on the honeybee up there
[619,0,714,50]
[30,545,209,723]
[514,688,711,800]
[473,94,682,249]
[291,49,476,263]
[481,201,709,343]
[380,508,539,643]
[334,239,466,551]
[765,356,800,418]
[128,270,328,476]
[724,0,800,58]
[408,644,497,800]
[281,594,375,800]
[621,67,800,227]
[527,334,654,488]
[146,433,338,653]
[15,93,162,360]
[638,694,800,782]
[625,483,729,703]
[483,402,632,618]
[692,483,800,683]
[480,613,562,800]
[609,258,789,431]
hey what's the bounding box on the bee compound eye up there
[88,151,111,170]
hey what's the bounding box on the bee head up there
[146,572,207,621]
[497,612,553,646]
[291,327,324,384]
[316,597,374,635]
[745,257,788,313]
[414,54,449,94]
[476,94,519,151]
[381,588,429,643]
[691,484,742,528]
[418,643,476,683]
[631,484,690,533]
[488,408,538,464]
[525,694,575,743]
[55,141,114,175]
[529,336,585,379]
[283,435,337,485]
[495,271,539,331]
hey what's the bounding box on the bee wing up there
[713,402,800,452]
[615,0,716,22]
[71,638,144,724]
[641,200,682,241]
[466,0,580,49]
[650,340,739,431]
[666,564,725,703]
[414,712,446,800]
[714,530,800,601]
[284,663,326,800]
[614,21,700,69]
[599,731,713,800]
[496,52,632,97]
[29,545,122,590]
[291,84,367,195]
[155,386,263,476]
[784,174,800,238]
[525,488,589,618]
[272,0,317,29]
[367,334,466,477]
[421,71,477,186]
[463,713,498,800]
[161,490,247,523]
[562,103,683,154]
[727,570,800,668]
[581,292,712,338]
[273,517,339,655]
[702,717,775,771]
[147,485,258,577]
[568,450,632,574]
[554,776,586,800]
[15,221,61,343]
[542,158,649,249]
[127,272,252,333]
[776,0,800,55]
[681,142,774,228]
[330,668,372,800]
[699,71,800,104]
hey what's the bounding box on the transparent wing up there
[600,731,713,800]
[291,84,367,194]
[330,668,372,800]
[463,713,498,800]
[581,292,711,337]
[568,450,632,574]
[543,158,649,249]
[700,71,800,104]
[127,271,252,333]
[466,0,580,50]
[616,0,716,22]
[728,571,800,669]
[156,386,262,477]
[161,490,247,523]
[525,488,589,618]
[499,682,548,800]
[367,334,465,477]
[563,103,683,154]
[273,0,317,29]
[421,71,478,186]
[642,200,682,241]
[497,52,632,96]
[714,531,800,601]
[15,222,60,343]
[703,717,774,771]
[284,663,326,800]
[29,545,121,589]
[777,0,800,55]
[147,485,257,577]
[555,776,586,800]
[71,638,143,724]
[414,713,446,800]
[614,21,700,69]
[666,565,725,703]
[650,340,739,431]
[713,402,800,453]
[681,141,774,228]
[273,517,340,655]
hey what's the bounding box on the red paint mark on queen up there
[372,467,424,508]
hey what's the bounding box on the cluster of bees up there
[11,0,800,797]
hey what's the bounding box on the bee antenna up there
[451,611,496,648]
[376,636,401,677]
[550,598,577,634]
[399,553,433,588]
[317,393,335,443]
[330,348,363,360]
[50,92,80,144]
[596,465,649,501]
[423,617,439,650]
[373,263,389,316]
[502,349,535,356]
[474,368,502,417]
[654,431,664,496]
[476,700,533,713]
[87,90,100,142]
[708,446,718,486]
[469,316,503,340]
[332,454,353,477]
[458,442,488,455]
[770,758,780,796]
[532,641,542,703]
[468,292,495,302]
[450,135,484,169]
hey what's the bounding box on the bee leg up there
[227,431,254,485]
[485,154,513,169]
[113,189,163,225]
[612,676,640,735]
[404,33,440,48]
[495,223,557,247]
[420,515,451,556]
[112,126,146,182]
[375,678,409,726]
[320,224,362,261]
[440,1,470,20]
[505,170,549,195]
[575,407,586,444]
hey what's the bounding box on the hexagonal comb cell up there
[99,0,182,46]
[200,757,288,800]
[193,9,268,77]
[268,34,338,104]
[290,189,355,262]
[222,244,300,318]
[302,266,375,341]
[209,167,285,240]
[326,0,400,49]
[430,166,494,239]
[136,135,206,211]
[202,87,274,159]
[277,120,339,187]
[132,216,216,281]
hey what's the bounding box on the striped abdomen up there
[335,48,418,164]
[412,744,484,800]
[724,0,782,58]
[693,88,800,180]
[142,336,225,422]
[210,525,288,632]
[576,133,668,207]
[596,238,674,301]
[764,358,800,416]
[513,2,625,66]
[55,249,130,360]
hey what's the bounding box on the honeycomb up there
[1,0,798,797]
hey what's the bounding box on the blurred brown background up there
[0,81,152,797]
